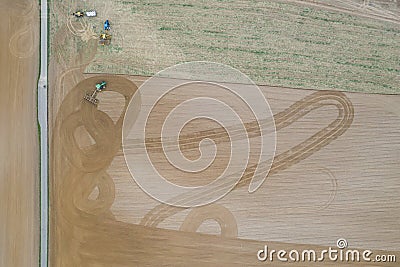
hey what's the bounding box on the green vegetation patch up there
[83,0,400,94]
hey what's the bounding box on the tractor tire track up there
[140,90,353,227]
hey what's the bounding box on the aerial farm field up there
[0,0,39,266]
[48,0,400,266]
[50,0,400,93]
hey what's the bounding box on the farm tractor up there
[99,32,112,45]
[104,20,111,31]
[72,11,84,17]
[84,81,107,105]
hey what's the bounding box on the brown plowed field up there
[49,69,400,265]
[48,1,400,266]
[0,0,39,266]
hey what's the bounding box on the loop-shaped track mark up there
[140,90,354,227]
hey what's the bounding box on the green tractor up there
[95,81,107,91]
[84,81,107,105]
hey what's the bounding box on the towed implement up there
[72,10,97,18]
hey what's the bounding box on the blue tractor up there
[104,20,111,31]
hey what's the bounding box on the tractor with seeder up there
[83,81,107,105]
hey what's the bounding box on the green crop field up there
[52,0,400,94]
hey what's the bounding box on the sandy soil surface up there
[49,68,400,265]
[0,0,39,266]
[48,1,400,266]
